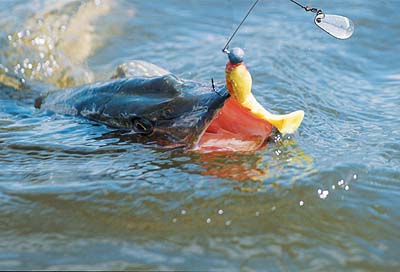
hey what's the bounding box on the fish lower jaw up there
[190,97,273,153]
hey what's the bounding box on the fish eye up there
[161,107,174,119]
[132,117,153,135]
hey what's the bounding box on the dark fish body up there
[36,74,229,148]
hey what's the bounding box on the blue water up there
[0,0,399,270]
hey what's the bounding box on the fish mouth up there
[146,85,229,149]
[184,85,230,148]
[193,96,274,153]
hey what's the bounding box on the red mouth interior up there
[197,97,273,152]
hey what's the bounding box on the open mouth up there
[194,97,273,153]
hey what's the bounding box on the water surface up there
[0,0,399,270]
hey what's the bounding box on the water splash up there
[1,0,112,88]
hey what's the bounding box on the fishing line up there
[289,0,316,12]
[222,0,354,53]
[222,0,260,54]
[289,0,305,10]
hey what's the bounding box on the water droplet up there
[181,209,187,215]
[332,185,336,190]
[271,206,276,212]
[225,220,231,226]
[255,211,260,216]
[299,200,304,206]
[206,218,211,224]
[273,134,282,143]
[338,179,344,186]
[172,218,177,223]
[46,67,53,75]
[344,185,349,191]
[218,209,224,215]
[319,190,329,199]
[353,174,358,180]
[7,35,12,41]
[17,31,23,39]
[37,37,46,45]
[317,189,322,195]
[37,18,44,25]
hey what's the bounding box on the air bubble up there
[218,209,224,215]
[299,201,304,206]
[181,209,187,215]
[206,218,211,224]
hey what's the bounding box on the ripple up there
[0,0,399,270]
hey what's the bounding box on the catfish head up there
[36,74,229,148]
